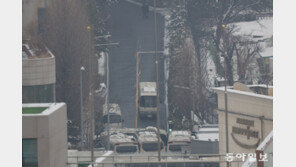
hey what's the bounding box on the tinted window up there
[142,143,163,152]
[169,144,189,152]
[103,114,121,123]
[23,139,38,167]
[116,146,138,153]
[140,96,156,107]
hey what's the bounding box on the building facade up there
[22,44,56,103]
[22,103,67,167]
[213,85,273,167]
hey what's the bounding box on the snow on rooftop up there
[231,18,273,39]
[195,133,219,142]
[212,85,273,100]
[231,18,273,59]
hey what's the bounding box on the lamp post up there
[80,66,85,150]
[222,24,230,167]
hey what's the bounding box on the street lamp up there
[222,24,230,167]
[80,66,85,150]
[95,40,119,152]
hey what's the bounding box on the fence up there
[67,154,243,167]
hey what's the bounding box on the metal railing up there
[67,154,243,167]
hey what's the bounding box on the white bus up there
[138,82,157,118]
[103,103,122,129]
[167,131,191,153]
[137,130,165,153]
[109,133,139,154]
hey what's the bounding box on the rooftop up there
[22,107,47,114]
[137,131,158,143]
[22,43,54,59]
[168,131,191,142]
[109,133,137,144]
[231,18,273,58]
[22,103,66,116]
[212,84,273,100]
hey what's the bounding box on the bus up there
[137,130,165,153]
[109,133,139,154]
[103,103,123,129]
[138,82,157,118]
[167,131,191,153]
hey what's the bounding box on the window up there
[140,96,156,107]
[22,139,38,167]
[103,114,121,124]
[22,84,54,103]
[38,8,46,34]
[142,143,163,152]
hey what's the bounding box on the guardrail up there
[67,154,243,167]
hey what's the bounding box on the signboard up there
[231,117,260,149]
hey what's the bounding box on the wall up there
[22,103,67,167]
[22,56,56,86]
[215,88,273,167]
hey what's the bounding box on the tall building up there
[22,103,68,167]
[213,84,273,167]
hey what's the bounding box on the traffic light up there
[168,120,173,132]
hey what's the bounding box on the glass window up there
[22,139,38,167]
[22,84,54,103]
[103,114,121,124]
[142,142,163,152]
[116,145,138,153]
[140,96,156,107]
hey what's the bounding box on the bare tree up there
[43,0,98,148]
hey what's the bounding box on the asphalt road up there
[106,0,166,130]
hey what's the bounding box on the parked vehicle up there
[103,103,123,129]
[137,129,165,153]
[109,133,139,154]
[167,131,191,153]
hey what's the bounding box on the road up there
[106,0,167,130]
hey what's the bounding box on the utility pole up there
[106,52,110,151]
[86,25,94,167]
[153,0,161,165]
[222,24,230,167]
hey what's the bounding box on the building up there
[191,124,219,154]
[22,43,56,103]
[22,0,47,37]
[213,84,273,167]
[22,103,67,167]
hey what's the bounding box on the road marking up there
[88,151,113,167]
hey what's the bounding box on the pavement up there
[106,0,167,130]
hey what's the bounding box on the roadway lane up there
[106,0,166,130]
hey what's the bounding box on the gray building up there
[22,44,56,103]
[191,125,219,154]
[22,103,67,167]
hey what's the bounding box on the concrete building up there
[213,84,273,167]
[22,44,56,103]
[22,103,67,167]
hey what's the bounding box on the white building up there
[22,103,67,167]
[213,84,273,167]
